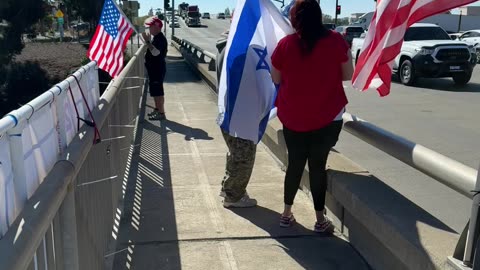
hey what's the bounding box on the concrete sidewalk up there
[112,47,370,270]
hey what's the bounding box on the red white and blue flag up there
[87,0,135,77]
[352,0,478,96]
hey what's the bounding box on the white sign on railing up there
[0,135,14,238]
[22,104,60,198]
[63,70,100,145]
[0,62,100,239]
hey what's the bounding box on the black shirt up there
[145,33,168,67]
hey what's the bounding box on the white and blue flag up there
[282,0,296,18]
[217,0,293,143]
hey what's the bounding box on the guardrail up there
[172,35,217,71]
[342,113,480,268]
[0,45,147,270]
[172,36,480,269]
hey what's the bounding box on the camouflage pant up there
[221,130,257,202]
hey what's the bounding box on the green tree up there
[323,14,333,23]
[0,61,53,116]
[336,17,349,26]
[122,5,135,23]
[63,0,103,30]
[179,2,189,10]
[225,8,231,16]
[0,0,46,65]
[0,1,53,116]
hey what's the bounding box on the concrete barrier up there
[173,42,462,270]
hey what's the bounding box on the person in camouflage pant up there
[220,130,257,207]
[216,39,258,208]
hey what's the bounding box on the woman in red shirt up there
[271,0,354,233]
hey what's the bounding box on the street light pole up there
[164,8,168,36]
[172,0,175,38]
[457,10,463,33]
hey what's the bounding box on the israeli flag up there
[217,0,293,143]
[282,0,296,18]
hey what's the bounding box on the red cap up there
[145,17,163,28]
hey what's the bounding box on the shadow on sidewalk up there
[229,206,371,270]
[164,119,214,141]
[111,59,216,268]
[111,82,180,269]
[164,59,203,84]
[328,169,458,269]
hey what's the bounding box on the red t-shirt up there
[271,31,349,132]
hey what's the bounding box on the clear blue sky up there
[138,0,480,18]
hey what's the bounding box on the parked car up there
[335,25,364,47]
[457,30,480,44]
[449,32,463,40]
[202,12,211,19]
[457,30,480,62]
[217,13,226,19]
[351,23,477,86]
[70,21,90,31]
[169,21,180,28]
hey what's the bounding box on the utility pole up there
[164,11,167,36]
[172,0,175,38]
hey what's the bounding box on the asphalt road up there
[173,18,480,233]
[169,17,230,54]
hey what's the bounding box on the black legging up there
[283,121,343,211]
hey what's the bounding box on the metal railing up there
[0,45,147,270]
[342,113,478,199]
[172,37,480,269]
[172,35,217,71]
[342,113,480,267]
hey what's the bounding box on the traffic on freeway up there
[173,15,230,53]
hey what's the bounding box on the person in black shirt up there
[143,17,168,120]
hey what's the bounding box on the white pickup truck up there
[351,23,477,86]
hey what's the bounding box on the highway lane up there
[170,17,230,54]
[175,23,480,233]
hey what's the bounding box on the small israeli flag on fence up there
[217,0,293,143]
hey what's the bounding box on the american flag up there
[352,0,477,96]
[87,0,134,77]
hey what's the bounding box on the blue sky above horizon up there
[138,0,480,18]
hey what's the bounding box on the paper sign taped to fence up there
[86,68,100,107]
[22,105,59,198]
[0,135,15,238]
[62,68,100,146]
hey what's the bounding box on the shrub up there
[0,61,53,116]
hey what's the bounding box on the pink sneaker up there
[280,214,295,228]
[314,217,334,233]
